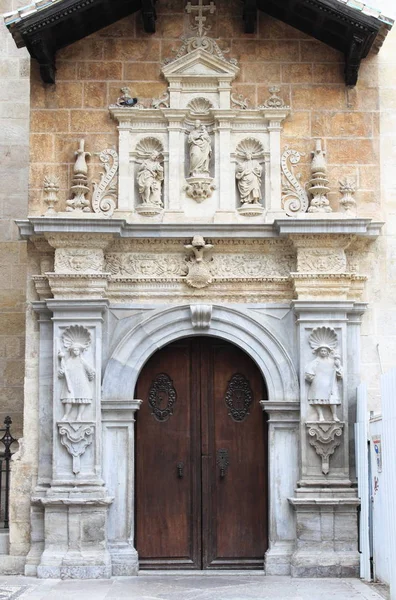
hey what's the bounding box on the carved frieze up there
[297,248,347,273]
[106,253,188,278]
[55,249,104,274]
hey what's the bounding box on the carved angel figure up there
[236,153,263,205]
[137,152,164,207]
[188,120,212,176]
[305,327,343,422]
[58,325,95,422]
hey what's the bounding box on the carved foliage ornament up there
[224,373,253,422]
[58,422,94,475]
[56,249,103,274]
[148,373,177,422]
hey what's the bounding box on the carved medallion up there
[148,373,177,422]
[224,373,253,422]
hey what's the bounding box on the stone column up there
[289,300,362,578]
[264,113,283,218]
[261,401,300,575]
[117,121,133,213]
[102,398,142,575]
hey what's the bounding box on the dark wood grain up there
[135,337,268,569]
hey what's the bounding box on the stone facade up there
[1,0,396,581]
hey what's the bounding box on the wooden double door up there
[135,337,268,569]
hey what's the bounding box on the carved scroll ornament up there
[92,148,118,218]
[306,421,344,475]
[281,148,309,215]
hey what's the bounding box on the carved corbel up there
[57,422,94,475]
[141,0,157,33]
[28,33,56,84]
[306,421,344,475]
[345,34,364,87]
[243,0,257,34]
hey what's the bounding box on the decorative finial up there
[258,86,287,109]
[307,139,332,213]
[339,178,357,216]
[43,175,60,215]
[66,139,92,213]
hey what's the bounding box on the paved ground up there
[0,575,386,600]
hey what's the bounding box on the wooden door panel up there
[203,339,268,569]
[135,340,201,568]
[135,337,268,570]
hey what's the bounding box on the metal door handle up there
[177,462,184,478]
[216,448,229,478]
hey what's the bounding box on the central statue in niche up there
[188,120,212,176]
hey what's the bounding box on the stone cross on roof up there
[186,0,216,36]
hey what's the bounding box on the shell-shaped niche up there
[62,325,92,350]
[135,137,164,158]
[236,137,265,159]
[308,326,338,352]
[187,97,214,116]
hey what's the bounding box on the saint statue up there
[137,152,164,207]
[188,120,212,177]
[305,326,343,422]
[236,153,263,205]
[58,325,95,422]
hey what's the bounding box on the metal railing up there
[0,417,16,529]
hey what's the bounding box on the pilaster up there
[102,399,142,575]
[261,401,300,575]
[35,299,113,579]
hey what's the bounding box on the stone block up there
[282,63,312,83]
[58,39,105,62]
[0,555,25,575]
[30,134,55,163]
[242,63,281,84]
[55,62,77,81]
[300,41,343,62]
[70,110,115,134]
[292,86,346,110]
[326,139,377,165]
[83,82,108,109]
[76,61,123,81]
[31,110,69,133]
[103,39,160,62]
[123,62,161,82]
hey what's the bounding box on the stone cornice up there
[16,217,383,241]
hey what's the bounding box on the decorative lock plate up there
[216,448,229,478]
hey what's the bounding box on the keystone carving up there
[306,421,344,475]
[190,304,212,329]
[57,422,94,475]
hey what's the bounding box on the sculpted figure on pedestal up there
[236,152,263,205]
[188,120,212,176]
[58,325,95,422]
[305,326,343,422]
[137,152,164,208]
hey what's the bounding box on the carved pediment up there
[162,47,239,82]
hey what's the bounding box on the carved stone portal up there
[57,422,95,475]
[306,421,344,475]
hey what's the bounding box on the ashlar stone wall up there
[0,0,29,439]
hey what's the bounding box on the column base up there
[265,541,294,575]
[290,550,359,578]
[37,549,112,579]
[109,544,139,576]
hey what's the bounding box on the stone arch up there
[102,304,299,403]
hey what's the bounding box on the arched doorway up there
[135,336,268,570]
